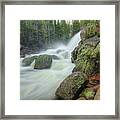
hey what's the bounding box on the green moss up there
[84,90,94,97]
[34,54,52,69]
[71,20,100,76]
[82,88,95,99]
[74,42,100,75]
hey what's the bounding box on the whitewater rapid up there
[20,32,81,100]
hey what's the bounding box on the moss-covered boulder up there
[22,56,38,66]
[72,36,100,76]
[34,54,52,69]
[55,21,100,100]
[55,72,88,100]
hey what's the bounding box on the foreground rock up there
[34,55,52,69]
[56,21,100,100]
[55,72,88,100]
[22,54,59,68]
[22,56,38,66]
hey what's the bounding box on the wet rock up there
[55,72,88,100]
[22,56,38,66]
[34,54,52,69]
[56,21,100,100]
[72,36,100,76]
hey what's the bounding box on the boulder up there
[72,36,100,76]
[22,56,38,66]
[55,72,88,100]
[55,21,100,100]
[34,54,52,69]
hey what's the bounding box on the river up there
[20,32,81,100]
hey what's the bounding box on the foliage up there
[20,20,72,50]
[20,20,100,55]
[82,88,95,99]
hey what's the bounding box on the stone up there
[72,36,100,76]
[56,21,100,100]
[34,54,52,69]
[55,72,88,100]
[22,56,38,66]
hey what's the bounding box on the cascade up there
[20,31,81,100]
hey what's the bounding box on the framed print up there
[0,0,119,119]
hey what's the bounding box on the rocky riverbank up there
[21,20,100,100]
[55,23,100,100]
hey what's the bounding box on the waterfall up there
[20,31,81,100]
[67,31,81,52]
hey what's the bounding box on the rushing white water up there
[20,32,81,100]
